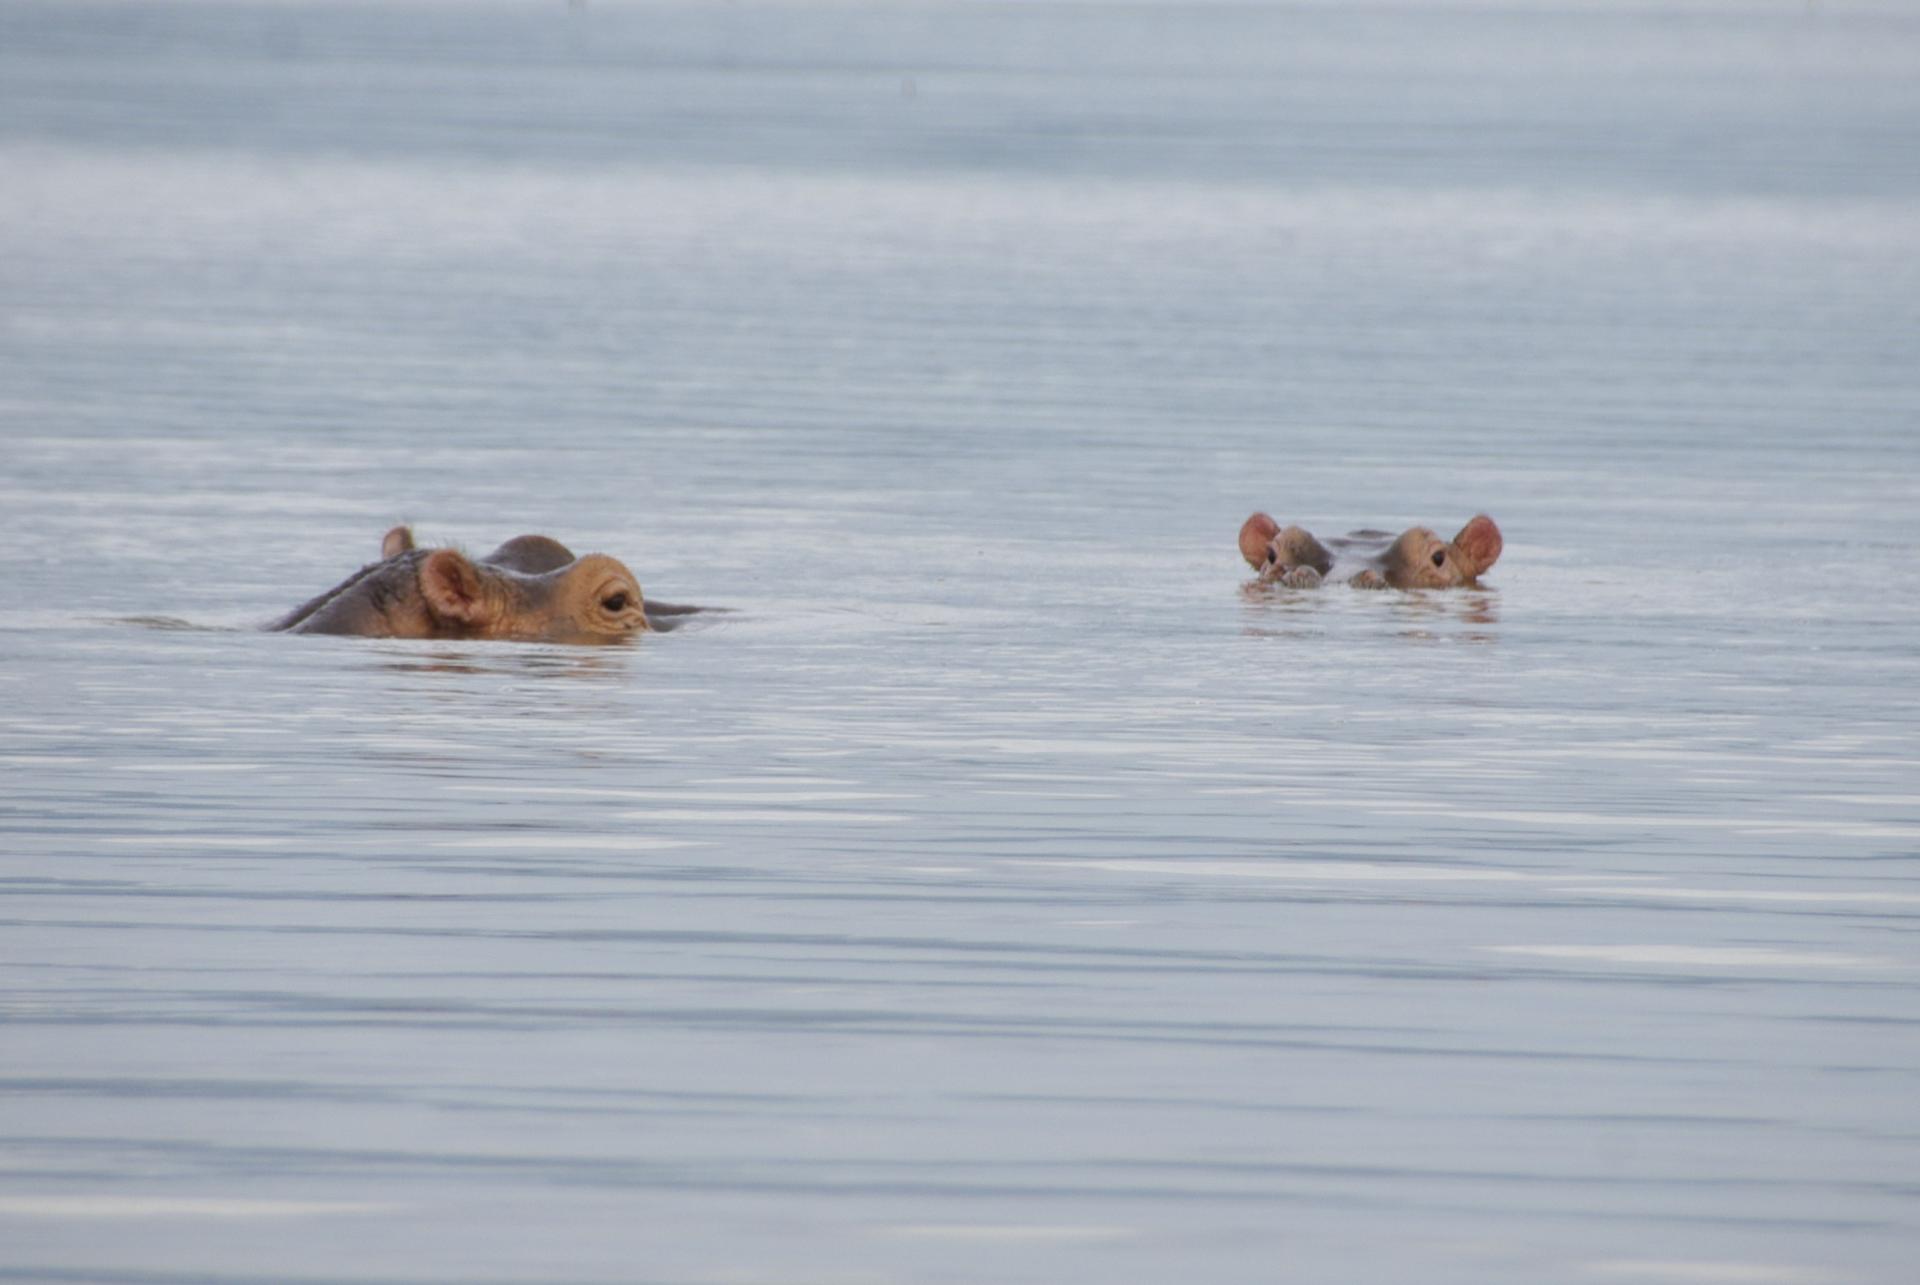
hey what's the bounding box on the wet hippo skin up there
[1239,513,1503,589]
[273,526,704,642]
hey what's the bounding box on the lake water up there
[3,1,1919,1281]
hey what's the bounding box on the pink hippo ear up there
[419,549,494,627]
[1451,514,1503,578]
[381,525,416,559]
[1239,512,1281,570]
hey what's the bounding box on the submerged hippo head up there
[1239,511,1503,590]
[1238,512,1335,583]
[1377,514,1503,589]
[411,547,648,643]
[275,529,651,643]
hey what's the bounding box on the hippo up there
[272,526,705,642]
[1239,512,1503,589]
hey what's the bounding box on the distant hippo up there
[273,526,705,642]
[1239,513,1503,589]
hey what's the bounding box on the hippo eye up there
[601,592,629,613]
[1431,549,1447,567]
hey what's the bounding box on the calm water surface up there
[2,2,1919,1281]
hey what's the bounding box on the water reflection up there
[1238,580,1500,642]
[1391,589,1500,644]
[371,645,631,681]
[1237,578,1314,607]
[110,616,229,632]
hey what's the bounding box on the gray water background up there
[3,1,1919,1281]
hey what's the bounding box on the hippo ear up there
[1451,514,1503,577]
[419,549,494,627]
[381,525,416,559]
[1239,512,1281,569]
